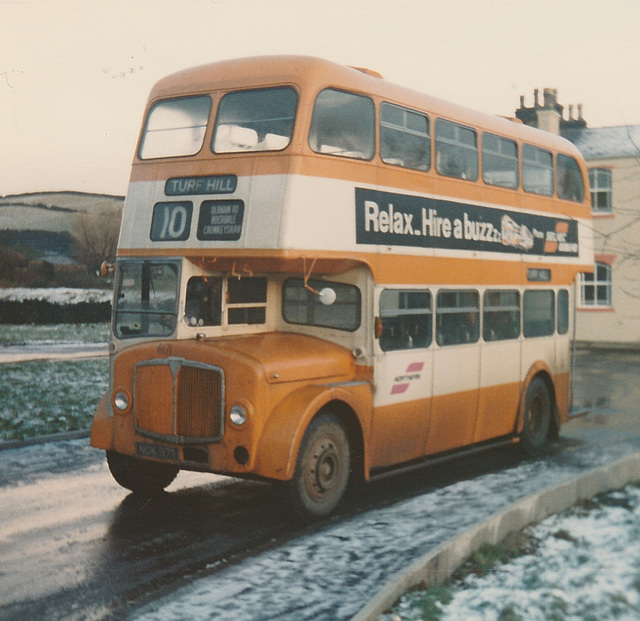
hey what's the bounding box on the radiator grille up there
[134,359,224,442]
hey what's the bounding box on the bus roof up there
[148,55,583,160]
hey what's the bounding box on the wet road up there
[1,348,639,620]
[0,445,299,620]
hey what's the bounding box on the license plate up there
[136,442,179,461]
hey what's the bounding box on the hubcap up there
[307,439,341,496]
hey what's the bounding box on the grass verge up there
[0,357,108,441]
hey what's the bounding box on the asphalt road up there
[0,348,639,620]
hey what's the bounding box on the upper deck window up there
[435,119,478,181]
[482,133,519,189]
[212,87,297,153]
[522,144,553,196]
[139,96,212,160]
[380,103,430,171]
[557,154,585,203]
[309,89,375,160]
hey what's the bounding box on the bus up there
[90,56,593,520]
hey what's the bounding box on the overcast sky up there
[2,0,639,197]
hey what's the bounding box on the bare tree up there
[73,209,121,273]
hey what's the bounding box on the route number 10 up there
[150,202,193,241]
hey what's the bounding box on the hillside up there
[0,192,124,233]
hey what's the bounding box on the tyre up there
[519,377,552,457]
[107,451,179,494]
[286,412,351,521]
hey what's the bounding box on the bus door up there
[426,290,481,455]
[475,290,522,442]
[521,288,557,380]
[371,289,434,467]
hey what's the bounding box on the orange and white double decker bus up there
[90,56,593,520]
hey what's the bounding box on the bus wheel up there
[287,413,351,521]
[107,451,179,494]
[519,377,552,457]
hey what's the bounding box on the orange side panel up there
[116,246,591,288]
[473,381,521,443]
[424,389,479,455]
[369,400,430,468]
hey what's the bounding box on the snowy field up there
[0,287,111,304]
[383,484,640,621]
[0,322,110,441]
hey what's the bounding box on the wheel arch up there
[254,384,371,482]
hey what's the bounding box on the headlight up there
[229,404,247,426]
[114,391,129,411]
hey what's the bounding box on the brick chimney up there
[515,88,587,133]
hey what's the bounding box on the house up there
[516,89,640,346]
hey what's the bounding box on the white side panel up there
[119,175,287,251]
[373,349,433,408]
[119,173,591,275]
[480,340,522,390]
[521,337,557,379]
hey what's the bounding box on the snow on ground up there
[131,434,640,621]
[0,287,111,304]
[385,485,640,621]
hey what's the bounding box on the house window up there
[588,168,612,213]
[580,263,612,307]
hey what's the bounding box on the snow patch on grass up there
[385,485,640,621]
[0,358,108,441]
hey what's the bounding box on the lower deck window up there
[523,290,555,337]
[283,278,361,331]
[379,289,432,351]
[184,275,267,327]
[483,290,520,341]
[436,290,479,346]
[557,289,570,334]
[114,260,179,338]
